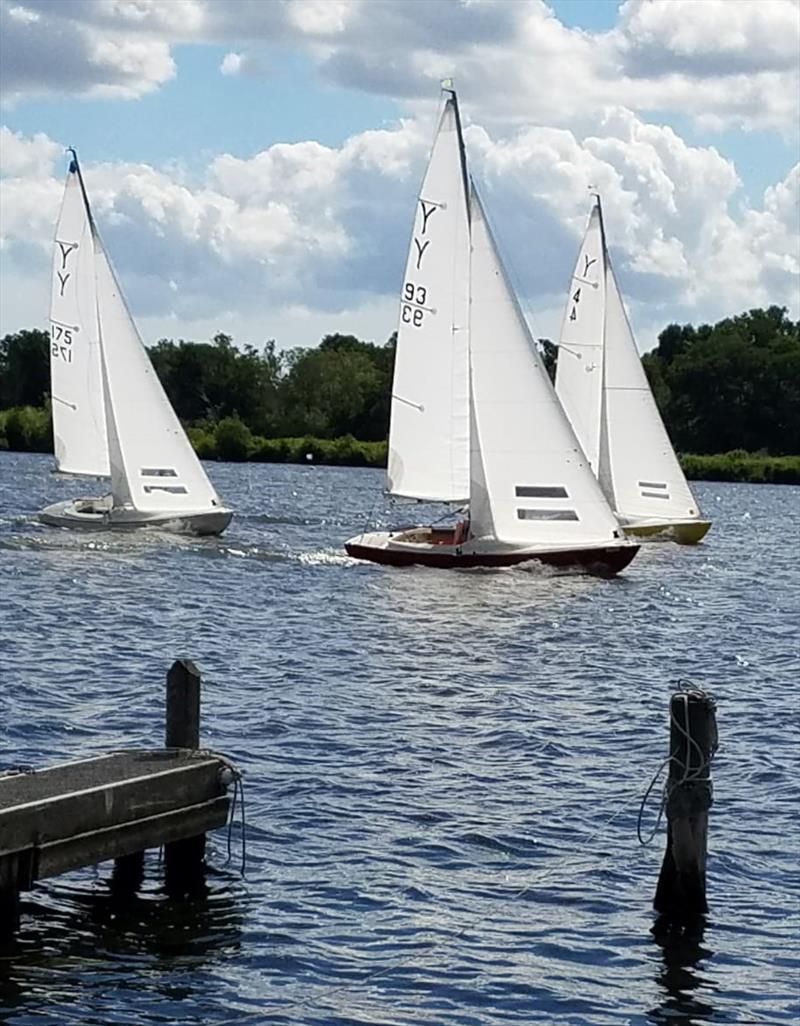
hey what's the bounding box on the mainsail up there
[49,155,110,477]
[468,188,622,547]
[386,92,471,502]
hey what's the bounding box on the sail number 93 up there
[401,282,427,329]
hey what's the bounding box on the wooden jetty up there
[0,659,237,927]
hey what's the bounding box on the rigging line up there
[636,754,672,846]
[361,487,381,536]
[475,184,545,357]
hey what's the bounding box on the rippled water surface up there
[1,452,798,1026]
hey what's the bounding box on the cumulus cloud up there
[2,0,798,133]
[0,0,176,102]
[219,51,267,78]
[1,111,797,349]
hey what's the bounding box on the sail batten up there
[387,95,471,502]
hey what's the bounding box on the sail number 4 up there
[50,322,74,363]
[401,282,428,328]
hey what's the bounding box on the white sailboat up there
[555,198,710,544]
[345,91,638,575]
[39,151,233,535]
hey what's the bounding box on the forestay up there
[467,189,622,547]
[94,242,225,516]
[554,203,606,473]
[601,262,700,521]
[386,94,470,502]
[49,159,110,477]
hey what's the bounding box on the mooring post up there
[166,658,201,750]
[164,659,206,895]
[654,688,717,924]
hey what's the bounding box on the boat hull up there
[623,519,711,545]
[345,530,638,576]
[38,499,233,536]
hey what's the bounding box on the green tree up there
[0,329,50,407]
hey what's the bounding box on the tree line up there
[0,306,797,460]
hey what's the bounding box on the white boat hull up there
[38,498,233,536]
[345,528,639,576]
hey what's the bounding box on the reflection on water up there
[648,918,715,1025]
[0,857,244,1026]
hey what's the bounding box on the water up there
[0,451,798,1026]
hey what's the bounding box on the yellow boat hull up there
[623,520,712,545]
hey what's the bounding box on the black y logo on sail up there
[413,199,438,270]
[57,242,78,270]
[57,272,70,297]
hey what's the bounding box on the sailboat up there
[345,91,638,574]
[38,151,233,535]
[554,197,710,544]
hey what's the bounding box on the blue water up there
[0,451,798,1025]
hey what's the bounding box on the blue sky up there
[1,0,798,351]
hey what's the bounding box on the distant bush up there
[214,416,252,461]
[186,425,218,460]
[0,405,52,453]
[247,434,387,467]
[680,451,800,484]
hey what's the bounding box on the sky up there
[0,0,798,355]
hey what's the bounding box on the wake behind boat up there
[345,89,638,576]
[39,151,233,536]
[555,197,710,545]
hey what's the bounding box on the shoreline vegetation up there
[1,305,797,484]
[1,406,798,484]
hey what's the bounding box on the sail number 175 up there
[50,323,74,363]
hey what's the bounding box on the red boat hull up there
[345,540,639,576]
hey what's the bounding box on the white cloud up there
[2,0,798,133]
[220,51,242,76]
[1,113,797,351]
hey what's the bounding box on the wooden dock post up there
[654,688,717,924]
[164,659,206,896]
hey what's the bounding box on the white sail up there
[49,157,110,476]
[554,203,605,472]
[386,93,470,502]
[468,189,622,547]
[94,241,225,516]
[601,261,700,521]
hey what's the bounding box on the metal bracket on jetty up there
[0,659,238,929]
